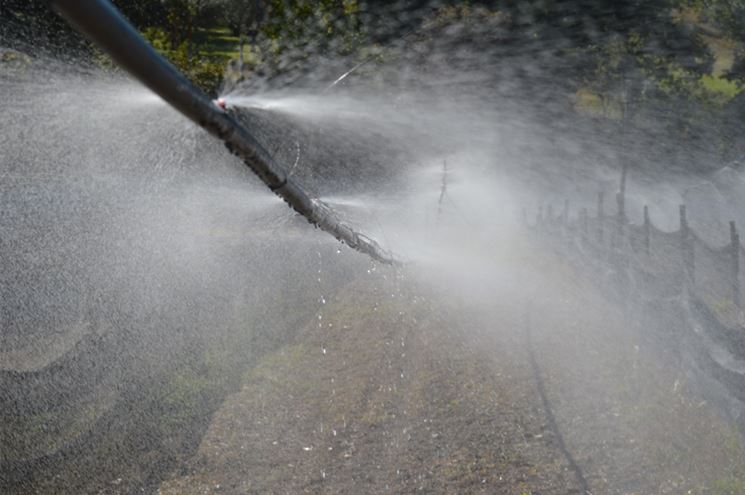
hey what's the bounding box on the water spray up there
[50,0,401,266]
[436,160,448,225]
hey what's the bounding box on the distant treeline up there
[2,1,744,166]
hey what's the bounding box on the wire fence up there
[525,192,742,320]
[525,192,745,429]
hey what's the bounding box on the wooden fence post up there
[643,205,650,255]
[598,192,605,243]
[731,221,740,306]
[538,205,544,228]
[615,191,625,249]
[581,207,589,242]
[680,205,694,285]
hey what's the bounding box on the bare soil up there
[158,244,745,494]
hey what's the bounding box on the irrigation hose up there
[524,301,591,495]
[50,0,401,266]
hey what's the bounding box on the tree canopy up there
[2,0,743,166]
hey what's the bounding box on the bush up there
[142,27,227,96]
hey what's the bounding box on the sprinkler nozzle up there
[214,97,226,110]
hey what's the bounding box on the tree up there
[219,0,265,72]
[0,0,92,56]
[221,0,265,39]
[691,0,745,82]
[112,0,168,30]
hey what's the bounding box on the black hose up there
[524,302,591,494]
[49,0,400,266]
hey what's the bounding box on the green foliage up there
[702,74,743,103]
[0,48,33,76]
[159,368,212,433]
[683,0,745,83]
[220,0,265,37]
[711,475,745,495]
[5,0,744,158]
[575,1,712,118]
[256,0,363,62]
[142,26,231,95]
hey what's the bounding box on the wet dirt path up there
[158,238,745,494]
[525,251,745,494]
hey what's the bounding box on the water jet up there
[50,0,400,266]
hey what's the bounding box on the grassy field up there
[192,27,241,62]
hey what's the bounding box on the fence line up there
[526,193,745,433]
[526,194,742,309]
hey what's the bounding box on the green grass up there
[702,74,743,101]
[193,27,241,62]
[710,475,745,495]
[140,25,243,94]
